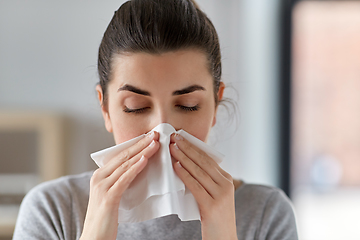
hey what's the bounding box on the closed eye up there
[123,105,200,114]
[177,105,200,112]
[123,106,150,114]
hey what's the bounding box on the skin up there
[80,50,241,240]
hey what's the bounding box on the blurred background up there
[0,0,359,239]
[290,1,360,239]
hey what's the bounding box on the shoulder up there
[235,182,295,218]
[13,172,93,240]
[235,182,292,206]
[23,171,92,205]
[234,182,298,240]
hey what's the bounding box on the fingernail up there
[173,143,179,150]
[175,134,183,141]
[140,155,145,162]
[147,131,154,138]
[176,161,182,168]
[149,140,156,147]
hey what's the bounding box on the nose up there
[149,105,181,131]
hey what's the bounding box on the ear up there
[212,82,225,127]
[96,84,113,133]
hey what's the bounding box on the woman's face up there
[97,50,224,144]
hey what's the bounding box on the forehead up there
[110,50,213,89]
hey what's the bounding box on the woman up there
[13,0,298,239]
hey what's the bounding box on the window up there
[291,1,360,239]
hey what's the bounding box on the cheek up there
[180,106,215,142]
[108,110,148,144]
[113,127,140,144]
[186,121,212,142]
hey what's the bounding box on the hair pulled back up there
[98,0,222,107]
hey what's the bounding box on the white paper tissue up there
[90,123,224,223]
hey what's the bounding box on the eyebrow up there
[118,84,205,96]
[172,85,205,96]
[118,85,150,96]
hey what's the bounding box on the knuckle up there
[93,181,104,192]
[198,151,210,166]
[90,179,106,196]
[122,174,133,187]
[132,160,144,175]
[119,169,136,186]
[89,177,97,188]
[182,141,191,151]
[91,169,101,183]
[120,159,131,170]
[223,171,233,181]
[193,180,204,192]
[119,149,131,161]
[223,178,234,192]
[195,166,208,179]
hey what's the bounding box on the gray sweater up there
[13,171,298,240]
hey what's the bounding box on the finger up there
[102,139,160,191]
[173,160,213,206]
[217,166,233,183]
[170,143,220,198]
[108,155,149,198]
[99,131,159,179]
[170,133,225,185]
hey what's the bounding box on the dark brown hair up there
[98,0,222,107]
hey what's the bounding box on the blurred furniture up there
[0,111,64,238]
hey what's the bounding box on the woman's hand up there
[170,133,238,240]
[80,131,160,240]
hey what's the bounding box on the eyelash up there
[123,105,200,114]
[123,107,149,114]
[177,105,199,112]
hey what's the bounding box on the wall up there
[0,0,281,186]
